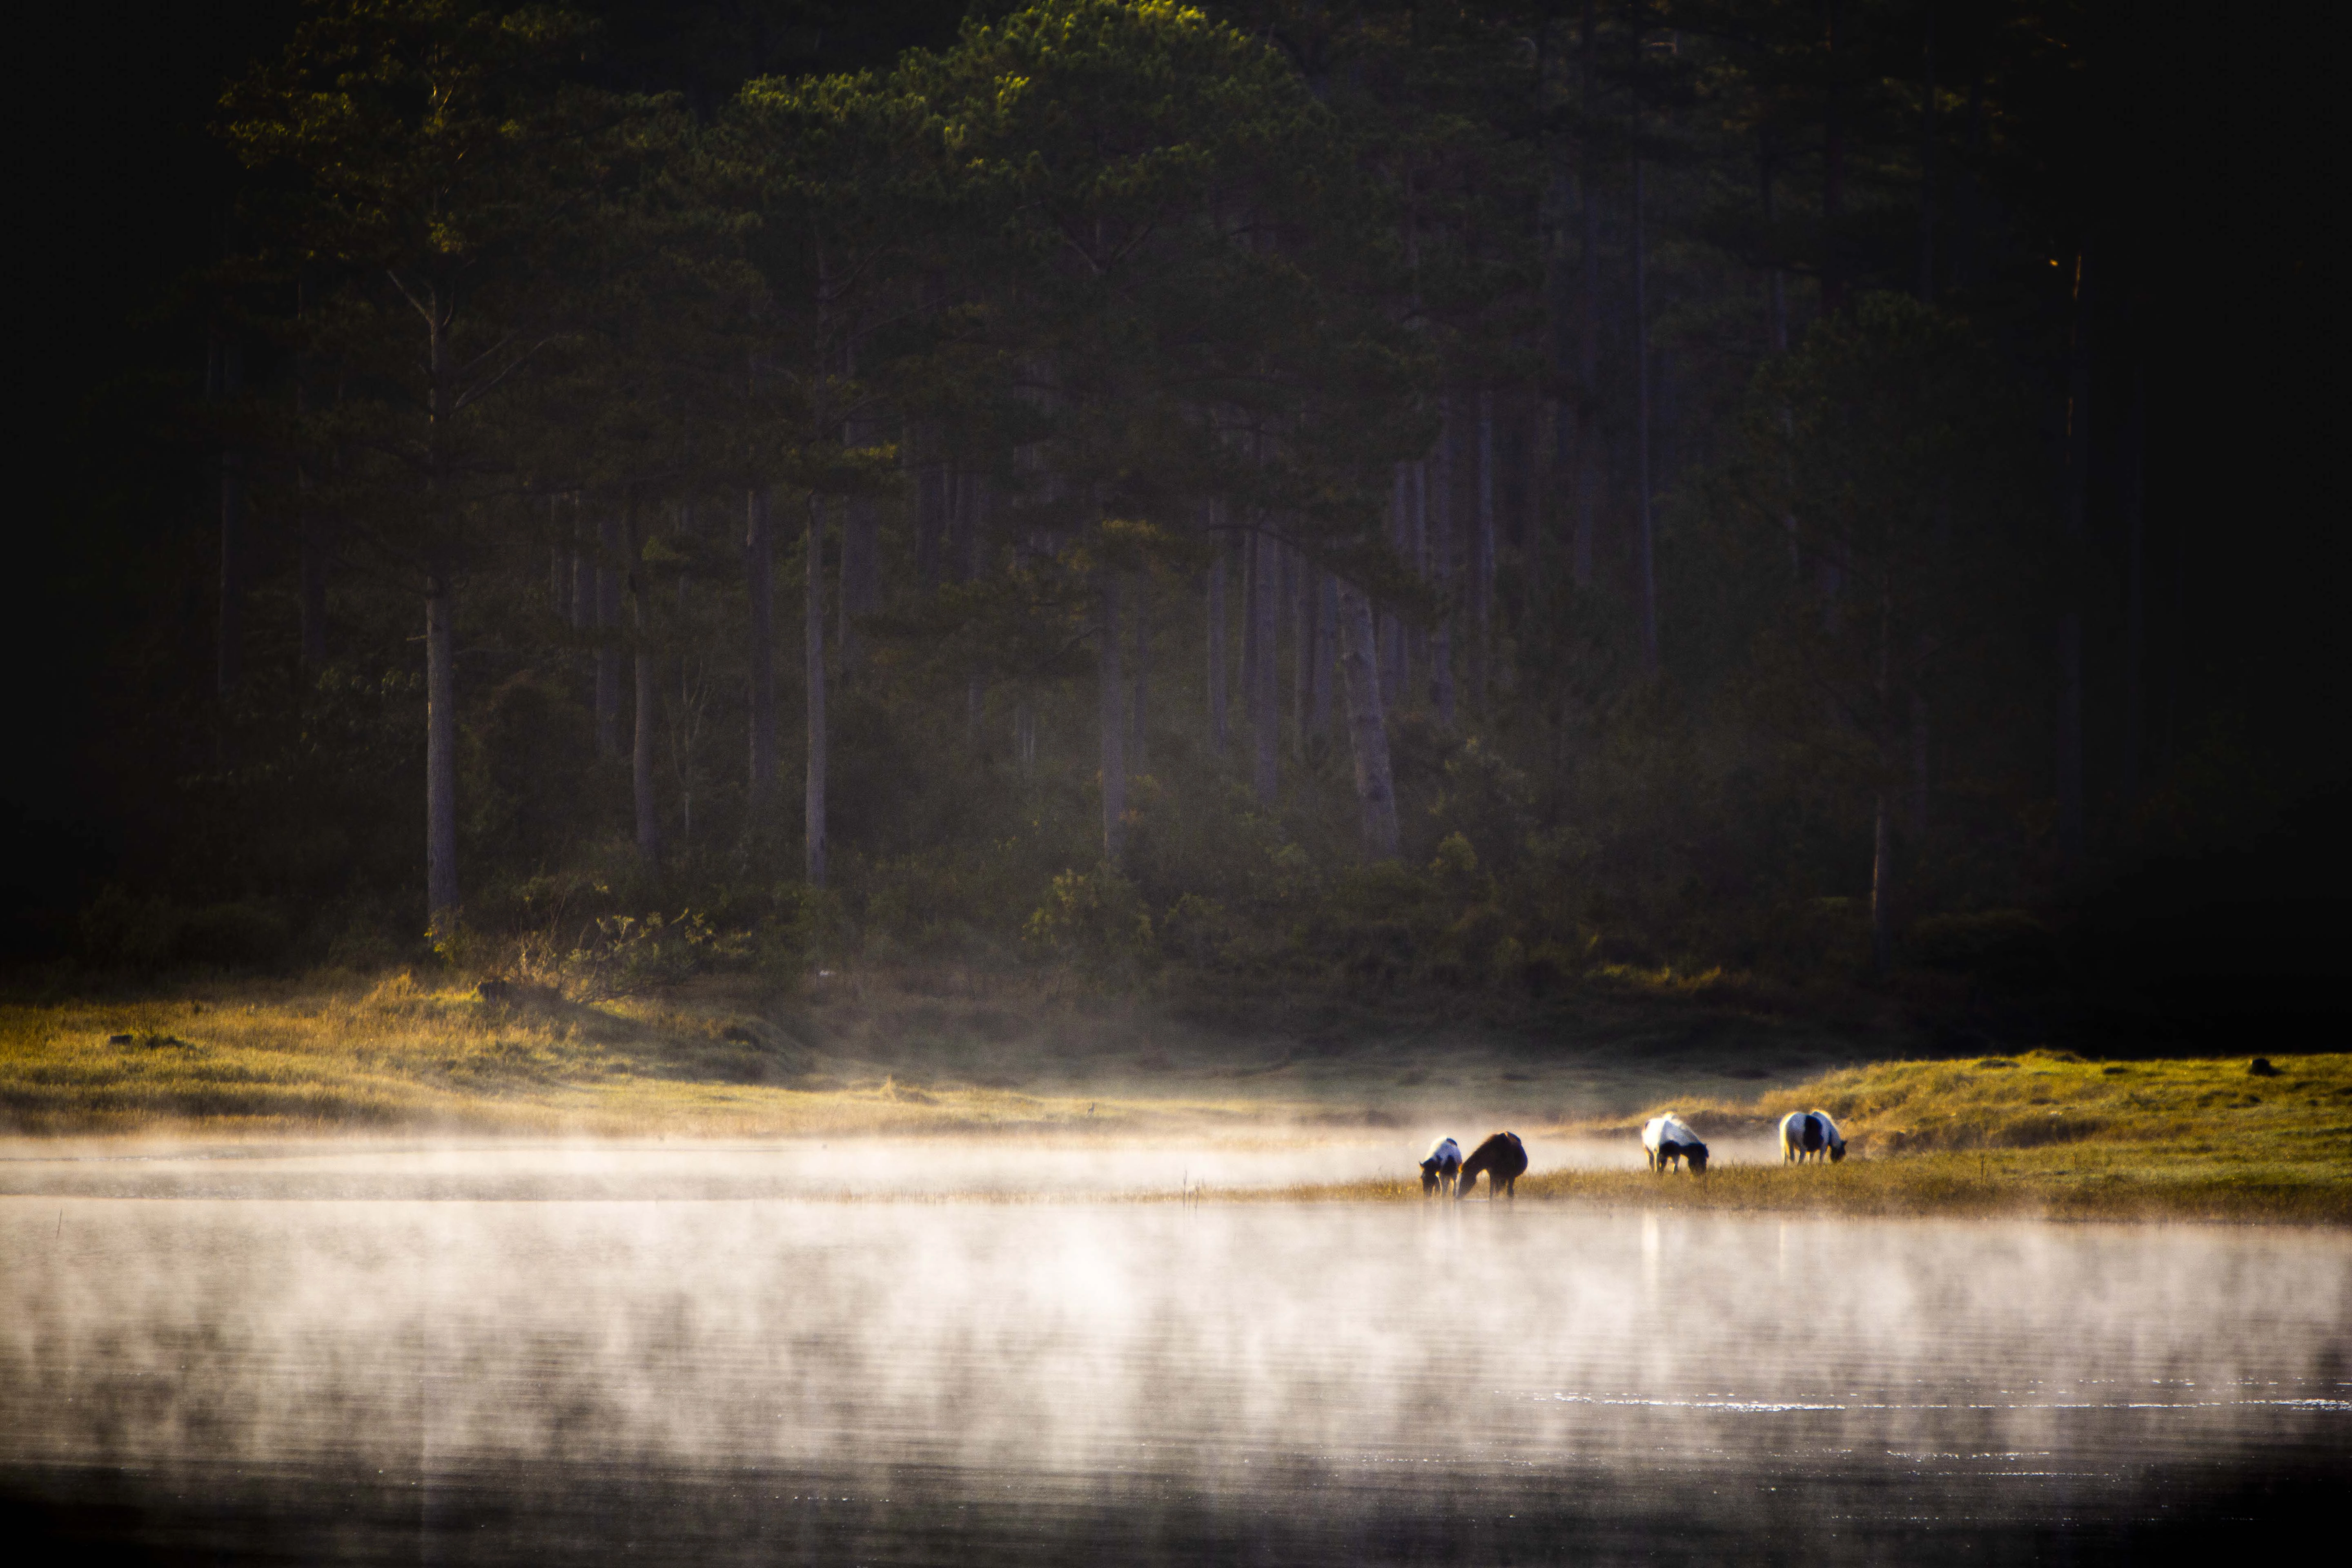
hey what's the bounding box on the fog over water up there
[3,1143,2345,1561]
[0,1132,1778,1202]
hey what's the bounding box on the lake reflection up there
[2,1167,2344,1562]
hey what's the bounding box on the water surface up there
[2,1152,2342,1561]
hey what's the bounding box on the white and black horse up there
[1419,1136,1463,1197]
[1457,1132,1528,1199]
[1642,1114,1708,1174]
[1779,1109,1846,1164]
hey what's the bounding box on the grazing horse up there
[1457,1132,1528,1200]
[1779,1109,1846,1164]
[1642,1114,1709,1174]
[1419,1136,1463,1197]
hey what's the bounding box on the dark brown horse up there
[1457,1132,1528,1200]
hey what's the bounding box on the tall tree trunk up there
[1822,0,1849,316]
[1762,138,1789,352]
[1207,517,1229,757]
[804,498,827,888]
[570,501,590,630]
[1634,136,1659,674]
[1289,543,1310,758]
[1911,679,1931,839]
[2121,366,2147,815]
[425,572,459,934]
[1870,571,1895,973]
[1430,400,1457,727]
[1954,73,1984,292]
[1474,388,1496,708]
[1131,568,1150,774]
[1373,465,1392,700]
[596,510,622,759]
[1574,0,1600,590]
[1252,529,1279,804]
[915,441,945,590]
[1335,582,1400,859]
[1918,10,1937,303]
[961,470,987,739]
[1408,458,1430,696]
[1311,571,1336,739]
[628,490,660,871]
[745,486,776,811]
[1238,523,1258,742]
[839,495,877,678]
[2056,242,2094,876]
[1869,785,1893,972]
[215,329,246,700]
[1099,572,1127,864]
[298,502,330,670]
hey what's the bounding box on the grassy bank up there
[3,969,2344,1223]
[1248,1050,2352,1223]
[0,964,1882,1137]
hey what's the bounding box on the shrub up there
[1909,909,2062,984]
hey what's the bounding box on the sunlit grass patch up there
[0,973,1180,1139]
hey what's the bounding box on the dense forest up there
[7,0,2340,1046]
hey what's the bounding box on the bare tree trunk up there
[1870,572,1894,973]
[1100,572,1127,864]
[804,498,827,888]
[1953,73,1984,291]
[1762,138,1789,353]
[1382,466,1408,697]
[746,487,776,810]
[960,470,987,739]
[628,490,661,871]
[1430,400,1457,727]
[840,495,878,678]
[1131,568,1150,775]
[1634,137,1659,675]
[215,327,246,700]
[425,573,459,933]
[570,500,590,630]
[915,440,945,590]
[1252,528,1279,804]
[1911,683,1930,840]
[1335,582,1399,859]
[1822,0,1849,316]
[1918,11,1937,303]
[1573,0,1600,590]
[1206,520,1229,757]
[1869,786,1893,972]
[1408,459,1429,697]
[1289,543,1310,758]
[1311,571,1336,740]
[2121,366,2147,815]
[1474,388,1496,708]
[596,510,622,759]
[2056,242,2094,877]
[294,293,328,672]
[298,502,330,670]
[1239,525,1259,744]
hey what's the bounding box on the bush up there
[1909,909,2062,985]
[177,902,292,966]
[78,889,290,969]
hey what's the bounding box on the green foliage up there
[1025,864,1155,977]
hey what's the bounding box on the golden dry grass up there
[1232,1050,2352,1223]
[5,973,2345,1223]
[0,971,1215,1138]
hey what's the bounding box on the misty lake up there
[4,1142,2345,1563]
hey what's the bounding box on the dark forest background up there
[6,0,2341,1050]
